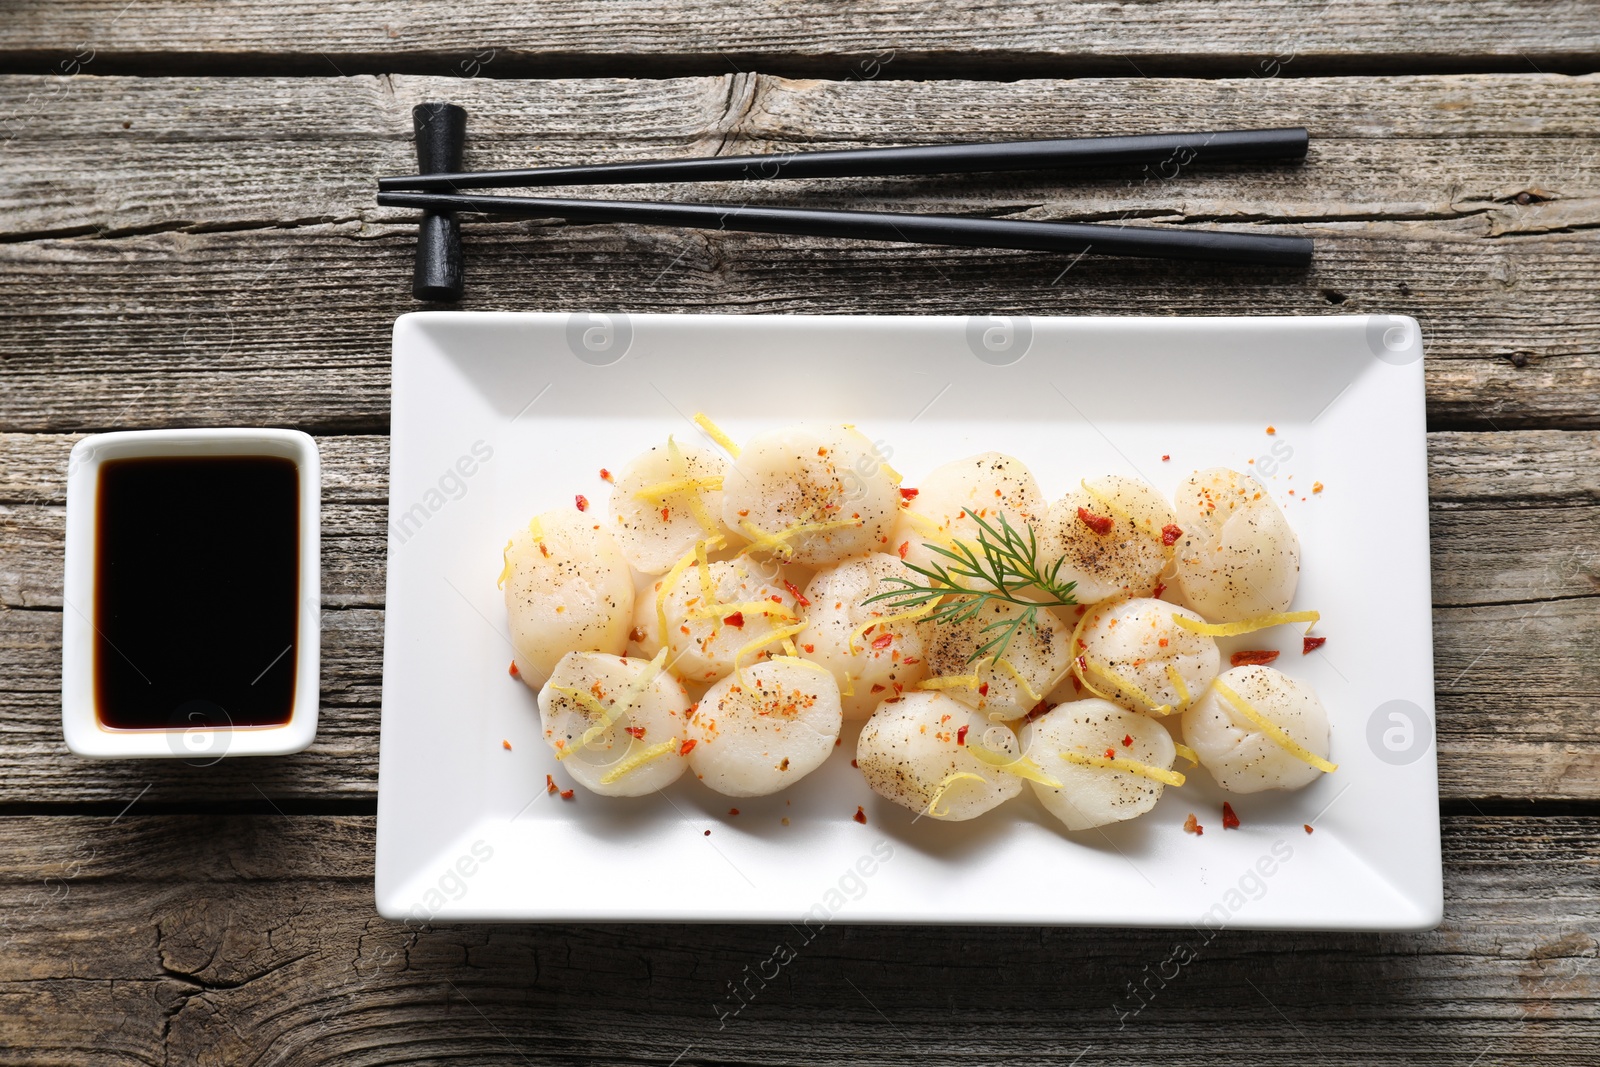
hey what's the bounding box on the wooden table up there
[2,3,1597,1062]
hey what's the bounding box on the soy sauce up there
[94,455,299,730]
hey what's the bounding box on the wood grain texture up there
[0,74,1597,431]
[1,430,1595,804]
[0,50,1596,1060]
[2,0,1598,77]
[0,813,1596,1064]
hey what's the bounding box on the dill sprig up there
[863,510,1077,665]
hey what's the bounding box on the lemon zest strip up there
[847,598,937,654]
[880,459,903,483]
[599,737,680,785]
[739,517,862,559]
[925,771,987,818]
[1211,678,1338,775]
[1165,663,1192,709]
[693,413,741,458]
[695,539,718,607]
[1172,610,1321,637]
[992,657,1043,704]
[656,536,724,643]
[632,475,724,501]
[1173,743,1200,766]
[919,674,981,691]
[898,509,957,547]
[1058,749,1187,787]
[687,600,799,622]
[1078,653,1173,716]
[1065,600,1134,705]
[840,671,855,698]
[550,648,668,761]
[1080,478,1168,551]
[549,685,609,720]
[667,436,722,535]
[684,491,721,536]
[496,539,514,589]
[733,620,810,675]
[966,743,1063,788]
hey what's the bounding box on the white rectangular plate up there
[377,311,1440,930]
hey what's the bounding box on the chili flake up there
[728,808,740,816]
[899,487,919,500]
[1077,507,1114,535]
[1161,454,1170,462]
[871,632,894,651]
[897,541,909,559]
[560,788,575,800]
[625,726,645,739]
[508,660,520,678]
[704,829,711,836]
[853,806,868,824]
[1304,824,1314,834]
[629,626,647,644]
[546,774,558,794]
[723,612,746,628]
[1266,425,1276,435]
[1312,481,1324,494]
[1303,636,1327,654]
[1122,734,1133,748]
[679,739,697,756]
[803,643,815,654]
[660,506,671,521]
[1151,582,1166,599]
[956,724,970,745]
[1104,747,1116,759]
[1222,802,1241,830]
[783,579,810,606]
[502,739,512,750]
[574,494,589,512]
[599,468,613,482]
[1160,523,1183,547]
[978,682,990,697]
[1183,813,1203,836]
[1231,649,1280,667]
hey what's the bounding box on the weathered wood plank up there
[0,606,383,803]
[6,73,1600,235]
[0,74,1597,431]
[1,430,1595,803]
[2,1,1598,77]
[1,221,1596,433]
[0,814,1595,1063]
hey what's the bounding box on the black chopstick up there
[376,191,1312,268]
[379,128,1308,192]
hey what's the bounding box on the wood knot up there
[1530,931,1597,961]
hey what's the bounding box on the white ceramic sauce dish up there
[61,428,321,758]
